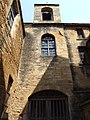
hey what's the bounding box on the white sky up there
[20,0,90,23]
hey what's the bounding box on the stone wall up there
[7,23,90,120]
[65,26,90,120]
[34,4,61,23]
[0,1,90,120]
[65,26,90,89]
[9,24,73,120]
[0,0,24,119]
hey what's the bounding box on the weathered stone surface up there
[0,0,23,119]
[65,27,90,88]
[0,2,90,120]
[34,4,61,23]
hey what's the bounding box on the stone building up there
[0,1,90,120]
[0,0,24,119]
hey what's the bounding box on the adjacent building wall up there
[64,26,90,88]
[0,0,24,119]
[64,25,90,120]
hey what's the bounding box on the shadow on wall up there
[17,57,73,119]
[0,55,13,119]
[71,35,90,90]
[70,36,90,120]
[33,56,73,93]
[17,31,90,120]
[20,31,73,89]
[16,31,73,119]
[0,56,6,119]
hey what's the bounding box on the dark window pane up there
[49,49,56,56]
[7,1,18,30]
[77,29,85,38]
[41,49,48,56]
[78,47,90,64]
[78,47,85,63]
[42,12,52,20]
[49,40,55,48]
[41,7,53,21]
[42,40,48,48]
[78,46,90,77]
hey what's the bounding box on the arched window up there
[28,90,70,120]
[41,34,56,56]
[41,7,53,20]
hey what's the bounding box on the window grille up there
[41,34,56,56]
[28,90,69,120]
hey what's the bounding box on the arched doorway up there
[28,90,70,120]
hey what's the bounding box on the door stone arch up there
[28,90,70,120]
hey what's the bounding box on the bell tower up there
[34,4,61,23]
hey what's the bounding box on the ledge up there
[34,4,59,6]
[76,38,87,41]
[24,22,90,27]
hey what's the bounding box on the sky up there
[20,0,90,23]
